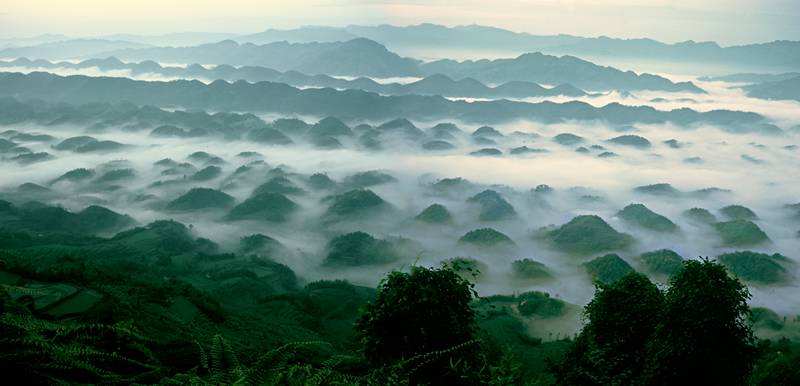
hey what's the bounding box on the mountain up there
[97,32,240,47]
[419,52,704,92]
[238,26,358,44]
[0,72,767,129]
[742,76,800,102]
[699,72,800,83]
[0,58,588,99]
[237,24,800,71]
[2,36,705,92]
[0,39,151,60]
[100,38,421,78]
[0,34,70,49]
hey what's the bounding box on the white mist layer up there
[2,110,799,315]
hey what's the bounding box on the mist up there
[2,97,798,320]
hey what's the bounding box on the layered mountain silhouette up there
[98,38,421,78]
[1,38,703,92]
[0,72,767,129]
[743,76,800,102]
[419,52,704,92]
[0,57,588,99]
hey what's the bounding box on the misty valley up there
[1,15,800,386]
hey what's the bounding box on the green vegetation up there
[607,134,651,148]
[225,192,299,222]
[516,291,567,319]
[0,215,794,384]
[309,117,352,138]
[323,189,389,220]
[307,173,336,190]
[467,189,517,221]
[324,231,400,266]
[422,139,455,151]
[247,126,293,145]
[642,260,756,384]
[166,188,235,211]
[415,203,453,224]
[343,170,397,188]
[718,251,791,284]
[190,165,222,181]
[356,265,483,384]
[639,249,684,276]
[750,307,785,331]
[252,176,305,196]
[617,203,678,232]
[555,273,663,384]
[459,228,514,247]
[50,168,95,184]
[0,200,134,235]
[469,147,503,156]
[95,168,135,183]
[542,215,633,255]
[559,260,759,384]
[511,258,552,281]
[714,219,770,246]
[721,204,759,220]
[683,207,718,224]
[634,183,682,197]
[553,133,584,146]
[442,257,487,281]
[238,233,286,257]
[583,254,636,284]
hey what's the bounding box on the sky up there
[1,0,799,45]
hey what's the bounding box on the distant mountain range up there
[0,39,702,93]
[0,72,767,130]
[4,24,798,72]
[742,76,800,102]
[699,72,800,84]
[419,52,704,93]
[0,57,589,99]
[234,24,800,72]
[99,38,420,78]
[0,39,150,60]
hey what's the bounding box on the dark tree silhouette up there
[356,265,481,384]
[555,272,664,385]
[642,259,756,385]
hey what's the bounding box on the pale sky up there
[1,0,799,45]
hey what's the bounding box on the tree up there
[356,265,481,384]
[642,259,756,385]
[554,272,664,385]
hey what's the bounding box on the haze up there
[3,0,799,45]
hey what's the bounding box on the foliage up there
[167,188,235,211]
[720,204,758,221]
[641,259,756,385]
[226,192,299,222]
[713,219,769,246]
[639,249,684,276]
[324,189,388,219]
[555,273,663,385]
[543,215,633,255]
[459,228,514,247]
[467,190,517,221]
[583,254,635,284]
[717,251,790,284]
[617,203,678,232]
[682,207,717,224]
[511,258,552,281]
[516,291,566,319]
[415,203,453,224]
[324,231,400,266]
[356,265,483,384]
[749,339,800,385]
